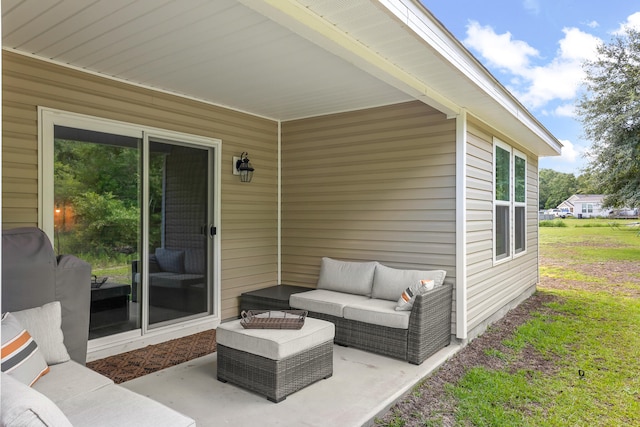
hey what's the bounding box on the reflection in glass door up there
[52,121,215,340]
[53,125,143,340]
[147,140,211,327]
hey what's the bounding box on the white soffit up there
[1,0,561,156]
[2,0,412,120]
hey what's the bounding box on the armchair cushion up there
[9,301,70,365]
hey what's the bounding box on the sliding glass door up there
[146,139,211,327]
[44,110,218,343]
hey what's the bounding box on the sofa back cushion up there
[155,248,185,274]
[371,264,447,301]
[316,257,378,296]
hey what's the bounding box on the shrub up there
[539,220,567,227]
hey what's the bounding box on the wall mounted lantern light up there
[233,152,254,183]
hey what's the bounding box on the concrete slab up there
[122,343,461,427]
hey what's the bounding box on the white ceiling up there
[2,0,561,156]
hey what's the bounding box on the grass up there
[377,217,640,427]
[539,218,640,262]
[451,291,640,426]
[450,221,640,426]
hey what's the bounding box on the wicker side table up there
[239,284,310,313]
[216,316,334,402]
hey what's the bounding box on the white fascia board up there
[237,0,461,117]
[381,0,561,154]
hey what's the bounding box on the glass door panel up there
[147,140,211,327]
[53,125,142,340]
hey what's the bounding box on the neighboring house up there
[2,0,562,359]
[558,194,607,218]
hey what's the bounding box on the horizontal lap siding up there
[465,119,539,339]
[280,101,457,331]
[2,51,278,320]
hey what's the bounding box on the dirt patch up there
[540,258,640,297]
[376,292,561,426]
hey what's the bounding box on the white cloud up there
[586,20,599,29]
[464,24,600,109]
[613,12,640,34]
[558,139,580,163]
[540,139,588,173]
[464,21,539,75]
[554,104,577,118]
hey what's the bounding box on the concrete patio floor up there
[122,342,461,427]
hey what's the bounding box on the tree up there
[539,169,578,210]
[576,28,640,208]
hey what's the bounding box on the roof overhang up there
[2,0,561,157]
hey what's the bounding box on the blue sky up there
[421,1,640,175]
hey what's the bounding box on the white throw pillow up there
[395,279,435,311]
[371,264,447,301]
[1,372,73,426]
[10,302,70,365]
[316,257,378,296]
[1,314,50,386]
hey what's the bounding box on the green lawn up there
[378,218,640,426]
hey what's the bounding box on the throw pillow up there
[10,301,70,365]
[395,279,435,311]
[1,372,73,426]
[155,248,185,274]
[316,257,378,296]
[1,313,50,386]
[371,264,447,301]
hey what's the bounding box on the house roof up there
[2,0,562,157]
[569,194,605,204]
[559,194,604,208]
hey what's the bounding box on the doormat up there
[86,329,216,384]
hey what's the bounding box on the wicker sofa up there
[2,228,195,427]
[132,247,205,313]
[289,257,453,365]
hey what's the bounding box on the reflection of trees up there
[54,140,163,257]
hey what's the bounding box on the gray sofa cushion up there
[2,227,91,365]
[371,264,447,302]
[343,298,410,329]
[217,316,335,360]
[316,257,378,296]
[155,248,185,274]
[33,360,113,406]
[58,383,196,427]
[290,289,370,317]
[1,372,73,427]
[10,301,70,365]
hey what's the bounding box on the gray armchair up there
[2,227,91,364]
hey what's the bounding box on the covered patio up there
[122,342,461,426]
[3,1,561,425]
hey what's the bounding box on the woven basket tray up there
[240,310,307,329]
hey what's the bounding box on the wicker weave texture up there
[407,283,453,364]
[307,283,453,364]
[217,340,333,403]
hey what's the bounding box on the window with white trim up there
[494,139,527,263]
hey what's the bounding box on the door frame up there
[38,107,222,360]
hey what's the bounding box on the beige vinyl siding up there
[280,101,457,330]
[2,51,278,320]
[465,117,539,339]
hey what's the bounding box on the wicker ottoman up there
[216,316,334,402]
